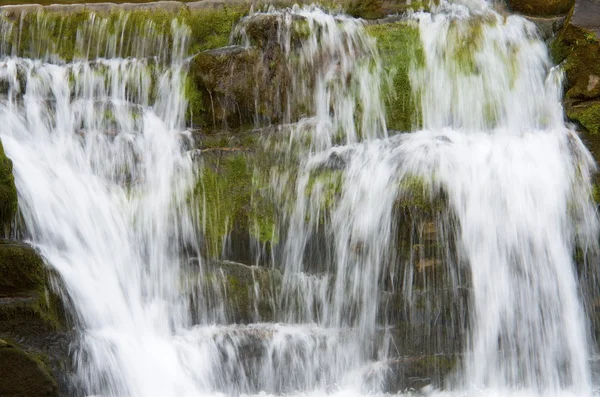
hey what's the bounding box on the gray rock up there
[572,0,600,36]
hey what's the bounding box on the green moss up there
[366,21,424,132]
[397,175,444,215]
[0,140,17,231]
[552,20,600,101]
[448,18,487,75]
[305,168,343,212]
[185,73,205,127]
[568,102,600,134]
[183,6,248,54]
[0,241,45,294]
[593,184,600,204]
[195,154,252,257]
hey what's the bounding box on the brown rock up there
[507,0,575,16]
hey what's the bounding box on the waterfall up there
[0,1,598,397]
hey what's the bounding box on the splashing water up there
[0,1,598,397]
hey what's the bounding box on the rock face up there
[572,0,600,35]
[0,241,70,396]
[0,339,58,397]
[0,140,17,233]
[507,0,575,16]
[551,0,600,157]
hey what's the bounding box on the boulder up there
[0,240,71,396]
[571,0,600,36]
[0,339,57,397]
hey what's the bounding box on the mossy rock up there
[193,150,279,260]
[206,260,280,323]
[0,140,17,232]
[551,13,600,101]
[366,21,424,132]
[0,339,57,397]
[346,0,432,19]
[507,0,575,16]
[568,101,600,134]
[0,240,65,333]
[0,241,46,295]
[189,44,288,130]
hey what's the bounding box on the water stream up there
[0,1,598,397]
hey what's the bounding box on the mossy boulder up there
[0,339,57,397]
[0,140,17,232]
[507,0,575,16]
[189,44,289,130]
[0,240,71,396]
[0,240,66,339]
[0,240,47,295]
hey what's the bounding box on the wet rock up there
[551,0,600,163]
[524,15,567,41]
[0,140,17,232]
[0,339,58,397]
[194,260,280,324]
[189,44,288,130]
[383,354,458,392]
[0,240,72,396]
[506,0,575,16]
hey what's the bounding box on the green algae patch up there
[366,21,424,132]
[0,140,17,232]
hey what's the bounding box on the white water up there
[0,1,598,397]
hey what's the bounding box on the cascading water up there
[0,1,598,397]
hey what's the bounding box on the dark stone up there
[0,240,73,397]
[0,339,58,397]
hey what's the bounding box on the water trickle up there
[0,1,598,397]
